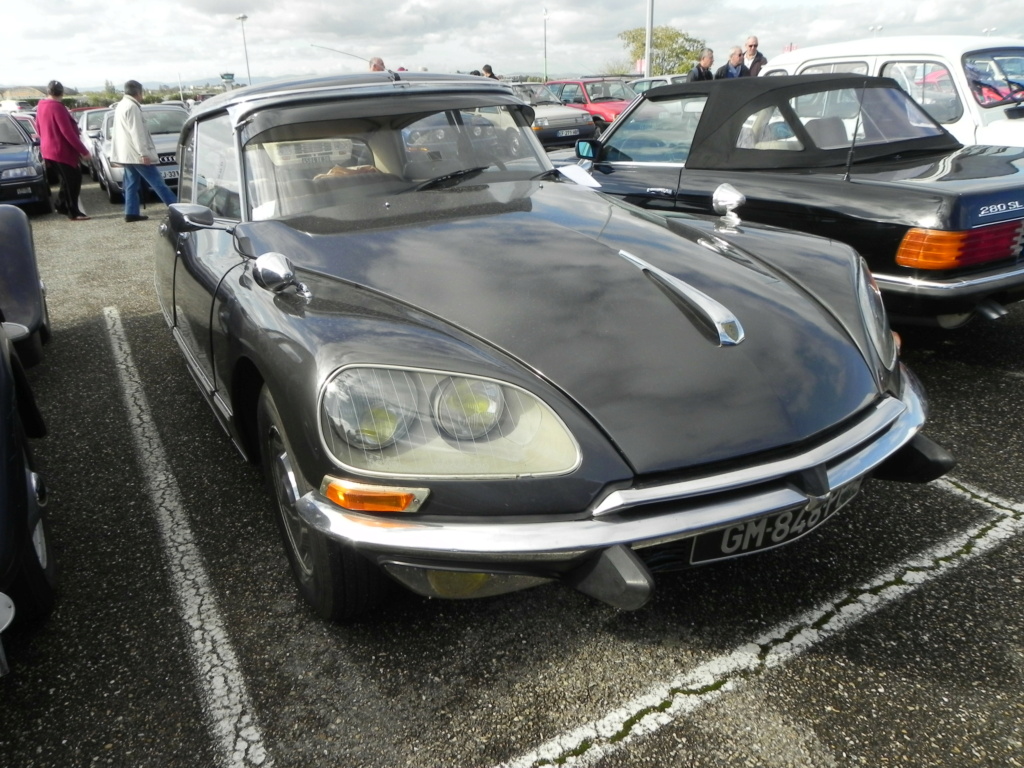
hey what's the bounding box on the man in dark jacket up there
[715,47,750,79]
[744,36,768,76]
[687,49,715,81]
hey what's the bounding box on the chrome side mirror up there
[712,183,745,230]
[253,252,312,302]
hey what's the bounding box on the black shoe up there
[125,214,149,223]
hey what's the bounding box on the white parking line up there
[104,307,272,768]
[499,478,1023,768]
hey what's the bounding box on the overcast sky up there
[3,0,1023,91]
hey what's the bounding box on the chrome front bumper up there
[296,366,937,607]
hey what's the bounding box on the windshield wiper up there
[413,166,487,191]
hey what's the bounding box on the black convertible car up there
[155,72,952,620]
[569,74,1024,328]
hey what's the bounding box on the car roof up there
[768,35,1024,69]
[188,71,519,129]
[639,73,961,170]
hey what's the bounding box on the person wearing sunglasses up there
[744,36,768,76]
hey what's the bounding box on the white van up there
[763,36,1024,147]
[0,100,33,113]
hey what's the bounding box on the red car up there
[545,78,635,135]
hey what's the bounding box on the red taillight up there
[896,220,1024,269]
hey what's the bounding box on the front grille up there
[158,153,177,165]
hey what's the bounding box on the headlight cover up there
[320,366,581,478]
[856,258,897,371]
[1,166,36,180]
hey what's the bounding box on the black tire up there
[7,458,57,623]
[257,386,388,621]
[106,179,123,204]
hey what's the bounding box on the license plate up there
[690,477,863,564]
[161,170,179,179]
[17,187,31,195]
[557,128,580,137]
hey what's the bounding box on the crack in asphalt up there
[105,307,272,768]
[500,477,1023,767]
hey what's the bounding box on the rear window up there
[881,61,964,124]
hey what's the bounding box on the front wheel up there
[257,387,388,621]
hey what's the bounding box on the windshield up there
[0,116,28,145]
[144,108,187,135]
[963,49,1024,107]
[512,83,561,105]
[243,103,549,222]
[584,81,634,102]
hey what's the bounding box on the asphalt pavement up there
[0,179,1022,768]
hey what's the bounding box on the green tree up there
[618,26,705,76]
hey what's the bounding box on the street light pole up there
[236,14,252,86]
[543,8,548,82]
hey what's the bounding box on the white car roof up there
[768,35,1024,69]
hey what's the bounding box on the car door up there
[166,114,246,404]
[587,95,704,211]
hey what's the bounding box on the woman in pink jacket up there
[35,80,91,221]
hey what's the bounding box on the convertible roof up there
[643,74,962,170]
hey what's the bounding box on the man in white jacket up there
[110,80,177,222]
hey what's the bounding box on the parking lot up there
[1,179,1023,767]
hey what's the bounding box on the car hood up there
[0,144,35,169]
[246,182,882,475]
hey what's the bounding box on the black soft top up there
[642,74,962,170]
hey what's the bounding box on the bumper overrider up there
[296,366,953,610]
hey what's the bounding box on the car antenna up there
[843,80,867,182]
[309,44,401,81]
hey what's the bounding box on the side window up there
[177,126,194,203]
[194,114,240,220]
[881,60,964,124]
[602,96,706,163]
[740,106,804,150]
[561,84,584,104]
[800,61,868,75]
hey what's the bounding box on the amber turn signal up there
[320,477,429,513]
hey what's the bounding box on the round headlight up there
[433,377,505,440]
[323,368,420,449]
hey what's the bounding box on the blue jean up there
[122,163,177,217]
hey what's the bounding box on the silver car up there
[95,104,185,204]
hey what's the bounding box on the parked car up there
[0,206,51,367]
[9,113,37,141]
[0,101,32,113]
[507,82,596,149]
[762,36,1024,147]
[155,71,952,620]
[0,212,56,675]
[0,113,50,216]
[75,107,110,178]
[629,74,690,95]
[569,74,1024,328]
[545,77,636,135]
[95,104,185,203]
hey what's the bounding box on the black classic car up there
[155,72,952,620]
[0,205,51,367]
[0,307,55,676]
[569,74,1024,328]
